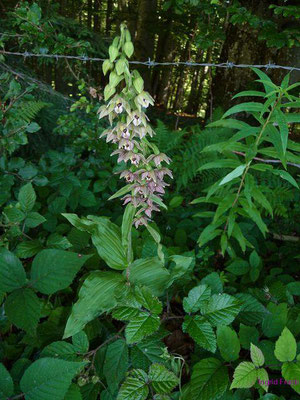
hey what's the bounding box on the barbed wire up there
[1,50,300,71]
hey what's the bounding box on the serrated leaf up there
[235,293,268,325]
[72,331,89,353]
[64,383,82,400]
[217,326,240,361]
[262,303,288,337]
[202,294,241,326]
[104,340,129,391]
[18,183,36,212]
[25,212,46,228]
[16,240,43,258]
[148,364,179,394]
[30,249,91,295]
[135,286,162,315]
[274,327,296,362]
[5,288,42,333]
[20,358,86,400]
[190,357,228,400]
[230,362,257,389]
[117,376,148,400]
[64,271,124,338]
[125,313,160,344]
[257,368,269,392]
[183,284,211,313]
[250,343,264,367]
[131,338,164,370]
[0,363,14,400]
[183,316,216,353]
[282,361,300,394]
[0,248,26,292]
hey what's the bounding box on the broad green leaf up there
[226,259,249,276]
[190,358,228,400]
[62,214,98,235]
[235,293,267,325]
[230,362,257,389]
[274,327,296,362]
[0,363,14,400]
[148,363,179,394]
[125,313,160,344]
[131,338,164,370]
[182,284,211,313]
[0,248,26,292]
[128,257,170,296]
[168,255,194,287]
[20,358,86,400]
[40,342,77,361]
[72,331,89,353]
[239,324,259,350]
[282,361,300,394]
[145,224,164,262]
[222,102,264,118]
[18,183,36,212]
[117,376,148,400]
[262,303,288,337]
[30,249,91,295]
[217,326,240,361]
[135,286,162,315]
[104,340,129,391]
[250,343,264,367]
[25,212,46,228]
[207,118,250,130]
[202,294,241,326]
[64,271,124,338]
[201,272,223,294]
[257,368,269,392]
[271,169,299,189]
[5,288,42,333]
[219,165,246,186]
[91,221,128,270]
[183,316,216,353]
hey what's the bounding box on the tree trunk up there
[106,0,113,34]
[93,0,102,32]
[87,0,92,28]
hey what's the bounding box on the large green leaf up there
[0,248,26,293]
[148,363,179,394]
[190,358,228,400]
[121,204,135,263]
[72,331,89,354]
[135,286,162,315]
[183,316,216,353]
[274,327,296,362]
[30,249,91,295]
[20,358,86,400]
[183,284,211,313]
[128,257,170,296]
[0,363,14,400]
[250,343,264,367]
[91,222,128,270]
[5,288,42,333]
[217,326,240,362]
[64,384,82,400]
[104,340,129,391]
[282,361,300,394]
[219,165,246,186]
[18,183,36,212]
[131,338,164,370]
[202,294,241,326]
[64,271,124,338]
[230,362,257,389]
[125,313,160,344]
[262,303,288,337]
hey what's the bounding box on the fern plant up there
[192,69,300,255]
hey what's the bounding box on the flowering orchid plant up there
[98,23,172,229]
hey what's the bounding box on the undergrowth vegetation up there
[0,3,300,400]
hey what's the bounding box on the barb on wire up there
[0,50,300,72]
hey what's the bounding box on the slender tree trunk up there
[173,39,191,111]
[106,0,113,34]
[87,0,92,28]
[93,0,102,32]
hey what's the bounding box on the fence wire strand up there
[1,50,300,72]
